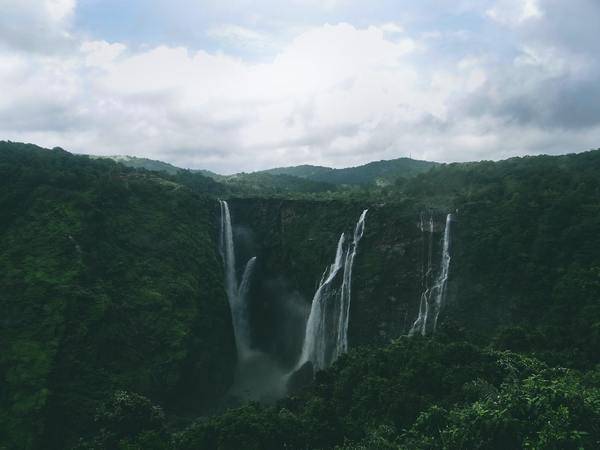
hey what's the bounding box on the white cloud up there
[290,0,347,10]
[1,1,599,173]
[81,40,126,67]
[207,24,276,53]
[380,23,404,34]
[0,0,76,52]
[0,0,75,23]
[486,0,543,26]
[44,0,76,22]
[2,22,426,172]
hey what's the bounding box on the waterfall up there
[298,233,346,370]
[218,200,256,359]
[432,214,452,331]
[409,213,452,336]
[219,200,237,305]
[237,256,257,356]
[410,214,434,336]
[334,209,368,360]
[297,209,368,371]
[238,257,257,305]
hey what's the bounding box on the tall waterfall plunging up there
[409,213,453,336]
[298,233,346,370]
[219,201,237,306]
[334,209,368,360]
[432,214,452,330]
[297,210,368,371]
[218,200,256,359]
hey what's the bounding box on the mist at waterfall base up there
[228,273,309,403]
[218,201,309,402]
[217,202,372,402]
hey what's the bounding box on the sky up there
[0,0,599,173]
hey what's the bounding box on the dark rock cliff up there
[227,198,451,365]
[227,179,600,369]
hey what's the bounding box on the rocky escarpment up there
[227,198,452,364]
[227,179,600,371]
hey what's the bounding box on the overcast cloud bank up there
[0,0,598,173]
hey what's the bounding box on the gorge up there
[219,194,458,399]
[1,142,600,450]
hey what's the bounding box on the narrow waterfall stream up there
[334,209,368,360]
[409,213,453,336]
[218,200,256,360]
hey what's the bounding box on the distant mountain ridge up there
[87,155,183,175]
[88,154,222,179]
[260,158,438,185]
[91,154,438,186]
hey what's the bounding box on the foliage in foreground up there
[78,338,600,449]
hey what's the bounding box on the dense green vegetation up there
[260,158,438,186]
[74,337,600,449]
[96,153,437,194]
[0,142,235,449]
[226,150,600,371]
[401,152,600,370]
[2,141,600,449]
[88,155,185,176]
[210,172,336,196]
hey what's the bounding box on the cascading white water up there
[334,209,368,359]
[237,256,257,356]
[238,257,257,304]
[218,200,256,359]
[409,213,452,336]
[298,233,346,370]
[432,214,452,331]
[410,214,434,336]
[297,209,368,371]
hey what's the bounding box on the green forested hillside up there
[260,164,333,180]
[2,142,600,450]
[75,337,600,449]
[0,142,235,449]
[225,150,600,370]
[90,155,223,180]
[209,172,336,196]
[261,157,437,186]
[88,155,185,175]
[95,154,436,192]
[91,155,338,197]
[400,152,600,367]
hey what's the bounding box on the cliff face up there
[0,144,237,450]
[227,183,600,369]
[227,198,450,364]
[3,143,600,448]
